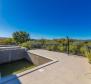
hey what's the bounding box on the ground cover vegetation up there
[0,59,34,77]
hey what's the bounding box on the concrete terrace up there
[1,49,91,84]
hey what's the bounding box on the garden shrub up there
[52,45,59,51]
[80,47,87,56]
[21,41,31,49]
[0,38,15,45]
[69,45,78,54]
[32,43,43,49]
[85,50,91,64]
[46,45,60,51]
[46,45,54,51]
[57,46,66,52]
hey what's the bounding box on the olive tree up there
[12,31,30,44]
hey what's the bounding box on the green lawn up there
[0,59,35,77]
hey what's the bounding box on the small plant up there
[69,45,78,54]
[52,45,59,51]
[85,50,91,64]
[46,45,54,51]
[21,41,31,49]
[80,47,87,56]
[57,46,66,52]
[0,38,15,45]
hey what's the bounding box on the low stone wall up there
[27,52,52,66]
[0,48,27,64]
[0,47,52,66]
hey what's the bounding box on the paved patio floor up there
[3,49,91,84]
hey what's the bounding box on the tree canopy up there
[12,31,30,44]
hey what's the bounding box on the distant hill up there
[0,37,8,40]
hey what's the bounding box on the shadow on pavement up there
[0,75,21,84]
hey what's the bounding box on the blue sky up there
[0,0,91,39]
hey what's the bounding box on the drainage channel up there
[0,52,58,84]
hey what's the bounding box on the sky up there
[0,0,91,39]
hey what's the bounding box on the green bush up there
[46,45,54,51]
[52,45,59,51]
[69,45,78,54]
[46,45,59,51]
[80,47,87,56]
[85,50,91,64]
[46,45,67,52]
[0,38,15,45]
[21,41,31,49]
[57,46,66,52]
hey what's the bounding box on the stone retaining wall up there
[0,48,27,64]
[0,47,52,66]
[27,52,52,66]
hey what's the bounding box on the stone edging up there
[0,54,58,84]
